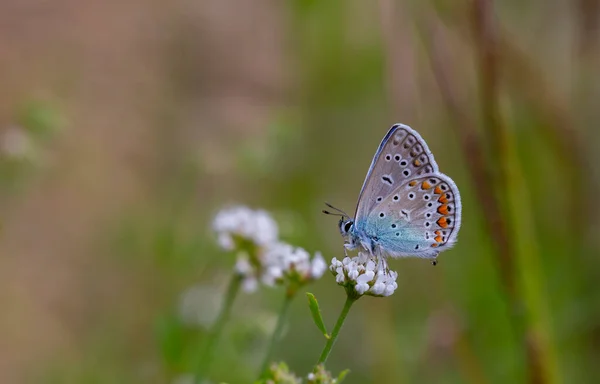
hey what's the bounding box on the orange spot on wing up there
[435,235,443,243]
[421,181,431,189]
[438,194,448,204]
[435,230,441,235]
[413,159,421,166]
[437,217,448,228]
[409,181,417,187]
[437,205,449,215]
[434,186,443,195]
[431,243,438,248]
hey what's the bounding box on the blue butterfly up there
[325,124,462,264]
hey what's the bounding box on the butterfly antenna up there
[322,209,344,217]
[323,202,350,218]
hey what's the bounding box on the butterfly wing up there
[354,124,440,221]
[358,173,462,258]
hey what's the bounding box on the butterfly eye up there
[343,221,353,233]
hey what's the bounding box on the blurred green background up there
[0,0,599,383]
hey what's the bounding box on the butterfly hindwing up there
[361,173,462,258]
[354,124,439,220]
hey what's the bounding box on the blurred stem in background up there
[317,293,358,365]
[472,1,560,382]
[416,0,564,382]
[194,273,242,383]
[258,290,295,378]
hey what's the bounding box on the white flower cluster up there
[261,243,327,286]
[330,253,398,297]
[212,205,278,251]
[212,205,326,292]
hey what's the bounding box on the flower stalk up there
[194,273,242,382]
[317,293,358,365]
[259,292,295,378]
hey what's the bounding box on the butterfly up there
[324,123,462,265]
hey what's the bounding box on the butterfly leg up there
[343,242,353,257]
[431,252,439,266]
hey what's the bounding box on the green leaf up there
[336,369,350,383]
[306,292,329,338]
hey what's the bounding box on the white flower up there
[212,206,278,251]
[330,252,398,297]
[0,126,33,160]
[212,206,325,292]
[233,253,261,292]
[241,275,259,293]
[310,252,327,278]
[261,242,326,285]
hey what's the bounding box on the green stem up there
[317,294,358,365]
[258,292,295,378]
[194,273,242,382]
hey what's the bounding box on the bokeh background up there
[1,0,599,383]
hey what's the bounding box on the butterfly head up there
[323,202,355,238]
[338,218,354,237]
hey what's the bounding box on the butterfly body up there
[337,124,462,260]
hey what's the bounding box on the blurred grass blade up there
[306,292,329,338]
[337,369,350,383]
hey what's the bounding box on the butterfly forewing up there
[354,124,439,220]
[363,173,462,258]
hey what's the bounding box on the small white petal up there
[217,233,234,251]
[342,257,352,265]
[370,282,386,295]
[383,284,396,296]
[348,269,359,281]
[310,252,327,278]
[355,282,369,295]
[336,273,346,284]
[356,270,375,285]
[242,277,258,293]
[234,256,253,275]
[366,259,376,271]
